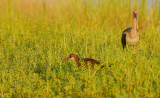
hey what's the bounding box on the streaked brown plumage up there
[63,54,100,69]
[121,10,139,50]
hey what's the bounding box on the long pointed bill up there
[63,57,70,63]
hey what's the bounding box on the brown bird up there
[63,54,101,69]
[121,10,139,50]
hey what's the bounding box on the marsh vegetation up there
[0,0,160,97]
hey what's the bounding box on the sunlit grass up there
[0,0,160,97]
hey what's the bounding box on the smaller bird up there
[63,54,101,69]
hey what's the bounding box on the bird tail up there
[121,33,126,50]
[100,65,105,69]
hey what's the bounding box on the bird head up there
[133,10,138,15]
[63,54,79,62]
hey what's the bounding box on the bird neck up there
[132,14,138,31]
[74,57,81,67]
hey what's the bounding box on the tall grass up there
[0,0,160,97]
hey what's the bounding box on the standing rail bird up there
[121,10,139,50]
[63,54,101,69]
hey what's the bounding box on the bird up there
[63,54,101,69]
[121,10,139,50]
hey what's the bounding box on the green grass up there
[0,0,160,97]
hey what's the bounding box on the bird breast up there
[126,32,139,45]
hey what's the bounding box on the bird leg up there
[133,45,135,49]
[91,64,94,70]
